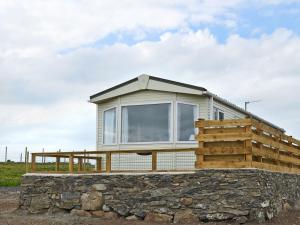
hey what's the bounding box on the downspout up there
[209,96,214,120]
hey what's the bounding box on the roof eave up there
[204,91,285,133]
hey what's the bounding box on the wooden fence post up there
[255,123,263,163]
[275,136,281,166]
[69,154,74,173]
[96,158,102,173]
[152,151,157,171]
[106,152,111,173]
[31,154,36,172]
[288,136,294,168]
[55,156,60,172]
[195,119,205,169]
[83,149,86,171]
[244,121,253,166]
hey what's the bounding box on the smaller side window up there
[103,107,117,144]
[213,107,225,120]
[218,111,225,120]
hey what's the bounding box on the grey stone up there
[102,204,111,212]
[294,199,300,210]
[130,208,146,218]
[154,207,174,215]
[173,209,198,224]
[234,216,248,224]
[70,209,91,217]
[180,197,193,206]
[92,184,107,191]
[112,204,130,216]
[221,209,249,216]
[261,200,270,208]
[209,194,220,201]
[81,191,103,211]
[102,211,119,219]
[206,213,233,221]
[91,210,105,217]
[30,194,50,211]
[194,203,206,209]
[144,212,173,223]
[283,202,292,211]
[126,215,140,220]
[59,192,80,209]
[149,188,173,197]
[266,210,274,220]
[168,202,181,209]
[149,200,167,206]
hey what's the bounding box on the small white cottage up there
[89,75,283,170]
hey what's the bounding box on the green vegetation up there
[0,163,25,186]
[0,162,95,187]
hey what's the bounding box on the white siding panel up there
[214,100,246,119]
[120,90,176,104]
[106,152,196,171]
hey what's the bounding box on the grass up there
[0,163,25,186]
[0,162,95,187]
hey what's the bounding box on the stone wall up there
[19,169,300,223]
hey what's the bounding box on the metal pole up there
[20,153,22,163]
[5,146,7,162]
[42,148,45,163]
[245,102,248,111]
[25,147,28,173]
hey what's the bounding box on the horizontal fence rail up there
[195,118,300,173]
[30,148,197,173]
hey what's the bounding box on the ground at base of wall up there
[1,187,300,225]
[2,210,300,225]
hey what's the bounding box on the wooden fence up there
[29,118,300,174]
[195,118,300,173]
[30,148,197,173]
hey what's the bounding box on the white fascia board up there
[90,81,141,103]
[147,79,204,96]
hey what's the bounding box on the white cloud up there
[0,0,243,59]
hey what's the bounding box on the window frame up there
[119,101,174,145]
[176,101,199,143]
[102,106,118,145]
[218,111,225,121]
[213,107,225,121]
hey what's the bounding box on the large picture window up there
[177,103,197,141]
[103,108,117,144]
[121,103,171,143]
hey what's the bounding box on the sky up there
[0,0,300,161]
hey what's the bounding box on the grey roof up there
[90,75,285,132]
[90,75,207,100]
[204,92,285,132]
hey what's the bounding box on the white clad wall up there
[96,90,205,170]
[96,90,209,151]
[213,100,246,119]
